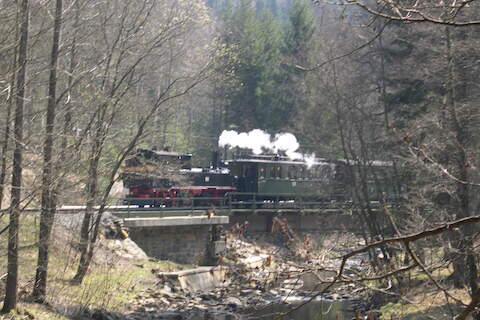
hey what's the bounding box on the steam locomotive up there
[121,148,395,207]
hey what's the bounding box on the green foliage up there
[214,0,317,134]
[219,0,289,132]
[282,0,317,142]
[283,0,315,64]
[208,0,292,19]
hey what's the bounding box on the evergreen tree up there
[284,0,315,67]
[282,0,316,142]
[219,0,288,132]
[268,0,279,17]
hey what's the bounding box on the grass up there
[380,289,467,320]
[378,269,472,320]
[0,214,189,319]
[365,245,478,320]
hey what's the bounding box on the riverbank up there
[106,231,371,320]
[0,214,368,319]
[0,214,471,320]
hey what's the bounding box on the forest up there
[0,0,479,318]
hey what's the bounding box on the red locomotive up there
[121,148,235,207]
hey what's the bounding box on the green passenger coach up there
[226,157,340,200]
[226,155,398,202]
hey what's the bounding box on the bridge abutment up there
[124,216,229,264]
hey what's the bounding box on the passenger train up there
[121,148,395,207]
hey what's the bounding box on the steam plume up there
[219,129,316,166]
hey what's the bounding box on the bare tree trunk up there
[56,0,79,205]
[72,72,206,283]
[0,81,13,210]
[32,0,63,302]
[72,7,128,281]
[68,0,211,283]
[330,60,393,274]
[2,0,29,313]
[444,26,478,293]
[0,9,19,211]
[72,117,104,284]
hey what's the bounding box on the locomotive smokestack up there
[211,151,219,169]
[223,145,228,162]
[235,146,240,159]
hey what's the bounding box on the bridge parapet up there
[123,216,228,228]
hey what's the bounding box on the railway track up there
[5,200,391,218]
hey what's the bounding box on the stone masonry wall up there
[128,225,211,264]
[228,211,357,233]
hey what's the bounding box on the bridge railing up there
[114,192,362,214]
[114,196,230,216]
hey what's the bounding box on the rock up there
[161,283,174,292]
[84,309,121,320]
[365,310,382,320]
[224,297,244,309]
[186,307,208,320]
[239,289,254,296]
[268,289,278,295]
[220,312,240,320]
[282,278,303,290]
[159,297,171,306]
[136,306,147,313]
[156,312,184,319]
[297,291,308,296]
[200,293,217,301]
[144,302,157,309]
[191,305,208,312]
[261,292,275,301]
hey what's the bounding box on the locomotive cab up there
[228,161,258,193]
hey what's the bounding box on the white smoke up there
[218,129,271,154]
[219,129,316,167]
[272,133,300,159]
[303,153,317,168]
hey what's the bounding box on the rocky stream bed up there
[77,227,385,320]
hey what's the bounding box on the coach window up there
[269,165,275,178]
[259,166,265,179]
[242,165,248,178]
[316,166,322,179]
[306,167,313,180]
[310,167,315,180]
[323,166,332,179]
[288,166,296,179]
[277,166,282,179]
[299,167,305,180]
[335,167,343,179]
